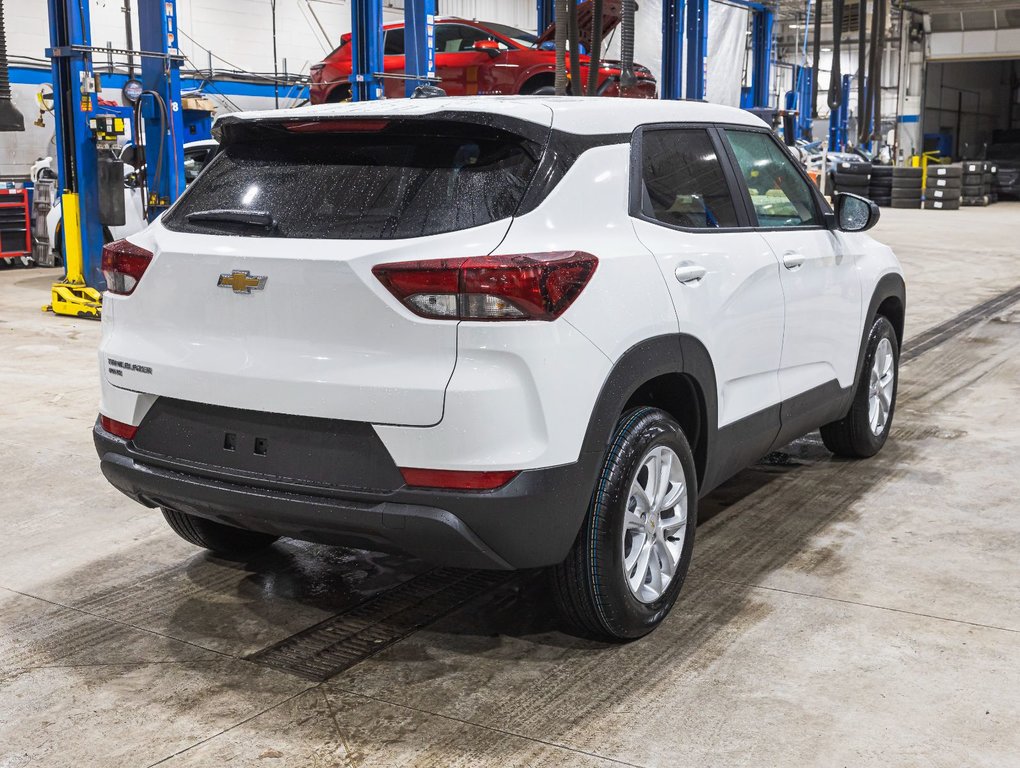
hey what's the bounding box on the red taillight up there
[372,251,598,321]
[101,240,153,295]
[400,468,519,491]
[100,415,138,440]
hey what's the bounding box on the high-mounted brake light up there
[400,468,520,491]
[101,240,153,296]
[372,251,598,321]
[99,415,138,440]
[285,119,390,133]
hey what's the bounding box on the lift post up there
[684,0,708,100]
[404,0,436,96]
[828,73,852,151]
[661,0,685,100]
[44,0,104,316]
[749,4,774,108]
[138,0,186,220]
[350,0,384,101]
[537,0,555,34]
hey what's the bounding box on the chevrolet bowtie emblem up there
[217,270,267,294]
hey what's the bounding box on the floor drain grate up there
[248,569,514,681]
[901,285,1020,364]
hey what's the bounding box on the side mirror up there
[834,192,880,232]
[473,40,502,58]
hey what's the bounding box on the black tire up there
[834,162,872,176]
[890,199,921,209]
[961,172,983,186]
[890,188,922,201]
[928,165,963,178]
[820,316,899,458]
[552,407,697,641]
[869,177,893,189]
[961,184,983,196]
[525,84,557,95]
[892,177,923,190]
[924,198,961,210]
[161,508,279,556]
[870,197,893,207]
[962,161,986,174]
[870,165,894,177]
[926,188,962,201]
[892,166,922,179]
[834,172,870,187]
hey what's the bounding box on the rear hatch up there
[102,111,550,426]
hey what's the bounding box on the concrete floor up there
[2,204,1020,767]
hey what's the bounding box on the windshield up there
[485,22,539,48]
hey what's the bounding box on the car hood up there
[535,0,629,46]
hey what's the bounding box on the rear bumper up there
[95,422,602,570]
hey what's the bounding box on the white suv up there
[95,97,904,640]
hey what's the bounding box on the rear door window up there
[637,128,740,229]
[163,120,541,239]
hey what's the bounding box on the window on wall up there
[638,128,740,229]
[724,130,822,228]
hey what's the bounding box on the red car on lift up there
[309,2,657,103]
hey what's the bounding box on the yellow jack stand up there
[43,193,102,319]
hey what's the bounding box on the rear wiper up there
[186,209,277,231]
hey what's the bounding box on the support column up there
[138,0,186,221]
[685,0,708,100]
[350,0,383,101]
[404,0,436,96]
[46,0,104,288]
[750,8,774,108]
[661,0,685,100]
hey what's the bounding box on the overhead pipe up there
[567,0,581,94]
[555,0,568,95]
[827,0,844,111]
[620,0,636,89]
[857,0,866,137]
[812,0,822,118]
[587,0,604,96]
[0,0,26,132]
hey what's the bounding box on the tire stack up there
[868,166,894,206]
[960,161,993,207]
[988,164,999,204]
[878,166,923,209]
[832,161,872,200]
[924,165,962,210]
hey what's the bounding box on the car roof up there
[221,96,767,136]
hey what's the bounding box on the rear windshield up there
[163,120,542,239]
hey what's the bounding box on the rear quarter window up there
[163,120,541,240]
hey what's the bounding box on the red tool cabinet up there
[0,189,32,261]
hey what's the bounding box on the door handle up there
[782,251,806,270]
[674,264,707,285]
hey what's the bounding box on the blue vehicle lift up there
[349,0,436,100]
[828,74,852,151]
[44,0,185,317]
[661,0,773,105]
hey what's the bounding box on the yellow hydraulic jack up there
[43,193,102,319]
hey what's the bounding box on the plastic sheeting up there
[603,0,749,107]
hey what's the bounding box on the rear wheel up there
[821,315,899,458]
[552,407,697,640]
[161,507,279,557]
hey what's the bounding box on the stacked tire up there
[870,166,922,208]
[832,161,872,199]
[924,165,962,210]
[960,161,993,207]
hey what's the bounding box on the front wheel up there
[821,315,899,457]
[552,408,698,640]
